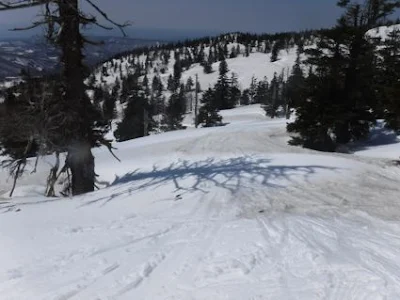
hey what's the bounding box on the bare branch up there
[9,137,33,197]
[31,156,39,174]
[83,0,131,36]
[45,152,59,197]
[12,20,48,31]
[91,21,113,31]
[100,138,121,162]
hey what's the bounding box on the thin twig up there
[83,0,131,36]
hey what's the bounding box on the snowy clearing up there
[181,49,299,91]
[2,105,400,300]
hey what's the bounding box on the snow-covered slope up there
[91,35,304,134]
[93,35,304,101]
[367,24,400,40]
[2,105,400,299]
[181,49,298,91]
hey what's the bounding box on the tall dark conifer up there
[115,75,151,142]
[197,88,223,127]
[214,58,233,109]
[378,29,400,131]
[287,0,400,151]
[286,53,306,110]
[161,85,187,131]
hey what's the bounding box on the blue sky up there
[0,0,377,38]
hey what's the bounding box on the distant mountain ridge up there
[0,36,159,79]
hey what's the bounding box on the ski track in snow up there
[1,105,400,299]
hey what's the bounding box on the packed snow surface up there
[2,105,400,300]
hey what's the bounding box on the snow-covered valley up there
[1,105,400,300]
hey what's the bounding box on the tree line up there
[287,0,400,152]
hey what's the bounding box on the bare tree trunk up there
[194,74,199,128]
[67,143,95,195]
[9,162,22,198]
[59,0,95,195]
[189,92,193,112]
[9,138,33,197]
[144,108,149,136]
[46,152,60,197]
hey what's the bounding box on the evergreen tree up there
[218,46,226,61]
[249,76,258,104]
[151,75,163,93]
[245,45,250,57]
[102,90,117,123]
[264,72,280,118]
[229,46,238,59]
[115,72,155,141]
[286,53,306,110]
[287,0,400,151]
[196,79,202,93]
[162,50,171,65]
[213,58,236,109]
[236,44,241,56]
[185,77,194,92]
[240,89,251,106]
[142,74,150,98]
[121,73,139,103]
[197,45,205,63]
[114,91,149,142]
[264,41,270,53]
[223,43,229,58]
[167,74,175,92]
[287,67,337,151]
[270,40,282,62]
[197,88,223,127]
[173,56,183,89]
[378,29,400,131]
[152,82,165,117]
[161,86,187,131]
[102,65,109,77]
[92,87,105,106]
[228,73,241,107]
[185,77,195,111]
[254,77,269,104]
[203,58,213,74]
[115,77,121,91]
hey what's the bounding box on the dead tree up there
[0,0,128,196]
[1,75,64,196]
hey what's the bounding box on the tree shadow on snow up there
[81,156,339,207]
[349,121,400,152]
